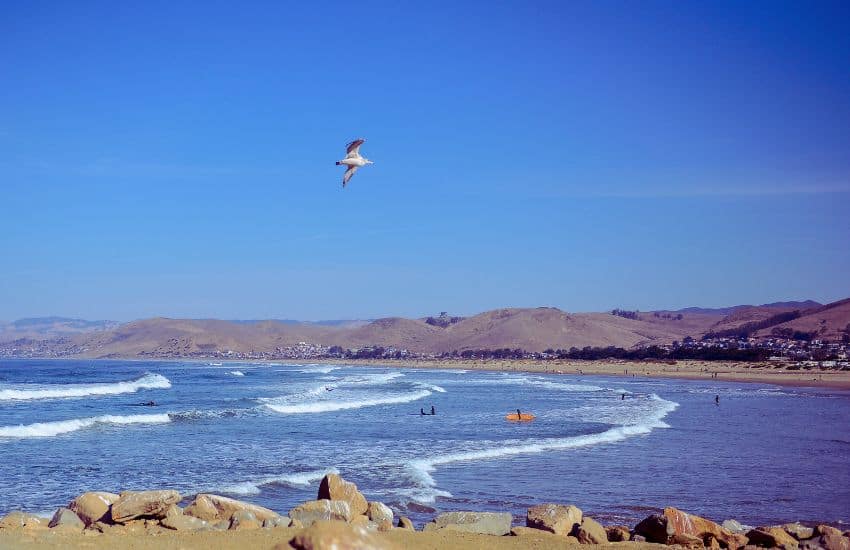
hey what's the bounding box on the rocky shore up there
[1,474,848,550]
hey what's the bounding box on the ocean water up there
[1,359,848,527]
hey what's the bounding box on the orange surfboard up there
[505,412,535,422]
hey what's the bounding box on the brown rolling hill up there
[754,298,850,341]
[65,307,723,357]
[7,299,844,359]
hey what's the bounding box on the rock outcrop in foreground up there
[1,473,848,550]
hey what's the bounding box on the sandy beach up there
[300,358,850,390]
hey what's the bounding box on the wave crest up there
[0,373,171,401]
[0,414,171,439]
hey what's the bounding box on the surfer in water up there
[430,405,435,415]
[420,407,426,415]
[139,401,156,407]
[516,408,522,418]
[715,394,720,405]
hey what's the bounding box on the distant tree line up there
[611,309,640,320]
[704,310,802,340]
[653,312,684,320]
[425,312,465,328]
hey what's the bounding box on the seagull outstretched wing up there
[345,138,365,158]
[342,165,359,187]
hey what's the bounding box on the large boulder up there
[110,490,181,523]
[606,525,632,542]
[183,494,280,522]
[48,508,85,531]
[747,527,800,549]
[573,516,608,544]
[813,526,850,550]
[0,511,47,530]
[397,516,414,530]
[367,501,393,525]
[288,520,397,550]
[636,507,747,549]
[317,474,368,516]
[68,492,120,526]
[783,523,815,541]
[526,503,582,535]
[424,511,513,536]
[160,514,210,531]
[289,500,352,527]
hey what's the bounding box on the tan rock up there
[377,519,393,532]
[814,526,849,550]
[0,511,47,530]
[110,490,181,523]
[747,527,800,549]
[672,533,706,549]
[289,500,352,527]
[350,515,370,527]
[289,519,397,550]
[263,516,292,528]
[68,492,120,527]
[183,494,279,522]
[573,516,607,544]
[784,523,814,540]
[367,501,393,525]
[290,518,304,529]
[397,516,414,530]
[48,507,85,531]
[160,513,210,531]
[429,511,513,536]
[229,510,261,531]
[526,503,582,535]
[317,474,368,516]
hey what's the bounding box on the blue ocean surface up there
[1,359,848,527]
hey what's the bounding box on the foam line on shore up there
[405,394,678,502]
[0,414,171,438]
[0,373,171,401]
[216,467,339,496]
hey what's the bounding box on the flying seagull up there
[335,138,373,188]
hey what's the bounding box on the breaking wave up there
[0,414,171,439]
[404,394,678,503]
[215,467,339,496]
[0,373,171,401]
[264,389,432,414]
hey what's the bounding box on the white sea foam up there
[217,467,339,496]
[264,389,432,415]
[404,395,678,502]
[473,376,604,392]
[229,371,245,377]
[0,414,171,439]
[297,366,339,374]
[0,373,171,401]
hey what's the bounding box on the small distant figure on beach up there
[715,394,720,405]
[430,405,435,415]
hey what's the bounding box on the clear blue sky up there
[1,1,848,321]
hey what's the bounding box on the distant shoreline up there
[5,356,849,390]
